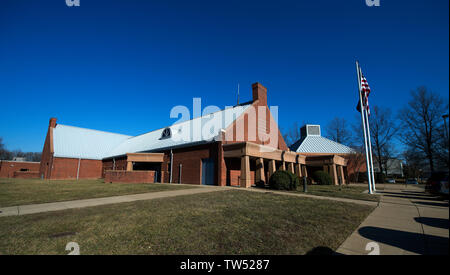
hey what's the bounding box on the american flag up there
[356,74,371,116]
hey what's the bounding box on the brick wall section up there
[164,143,218,185]
[13,171,41,179]
[39,118,55,179]
[223,83,289,151]
[102,157,127,177]
[0,161,40,178]
[50,157,103,179]
[104,170,155,183]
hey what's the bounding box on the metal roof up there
[292,135,354,154]
[52,104,252,160]
[53,125,132,160]
[103,104,251,158]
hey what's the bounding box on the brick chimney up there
[252,82,267,106]
[49,117,57,128]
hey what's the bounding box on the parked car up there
[406,178,418,185]
[386,178,396,184]
[426,172,449,193]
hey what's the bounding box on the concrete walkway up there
[336,184,449,255]
[0,186,225,217]
[246,187,378,206]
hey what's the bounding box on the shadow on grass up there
[358,226,449,255]
[414,217,449,230]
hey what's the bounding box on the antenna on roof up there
[237,83,240,105]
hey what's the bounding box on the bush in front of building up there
[269,170,299,191]
[312,171,332,185]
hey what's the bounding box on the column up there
[281,161,286,171]
[240,155,251,188]
[127,161,133,171]
[255,157,265,185]
[288,162,294,174]
[301,164,308,178]
[331,164,338,185]
[339,165,346,185]
[295,163,302,178]
[268,159,276,179]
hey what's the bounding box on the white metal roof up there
[52,104,252,160]
[292,135,354,154]
[103,104,251,158]
[53,125,132,160]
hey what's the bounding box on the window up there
[160,128,171,139]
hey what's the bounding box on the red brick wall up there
[49,157,103,179]
[160,143,220,185]
[0,161,40,178]
[223,92,288,151]
[104,170,156,183]
[102,157,127,177]
[39,122,54,179]
[13,171,41,179]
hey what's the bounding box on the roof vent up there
[160,128,172,140]
[301,124,321,137]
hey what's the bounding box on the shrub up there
[312,171,332,185]
[269,170,299,191]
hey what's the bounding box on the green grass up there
[0,190,374,255]
[0,178,197,207]
[296,184,381,202]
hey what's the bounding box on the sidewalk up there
[0,186,224,217]
[336,184,449,255]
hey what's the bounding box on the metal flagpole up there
[356,61,373,194]
[359,66,377,192]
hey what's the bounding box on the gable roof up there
[52,104,252,160]
[53,125,132,160]
[290,135,354,154]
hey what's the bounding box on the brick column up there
[240,155,251,188]
[301,164,308,178]
[288,162,294,174]
[127,161,133,171]
[339,165,346,185]
[255,157,265,185]
[330,164,338,185]
[295,163,302,178]
[268,159,276,179]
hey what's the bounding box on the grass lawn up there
[0,178,197,207]
[295,184,381,202]
[0,190,374,255]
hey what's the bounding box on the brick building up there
[38,83,352,186]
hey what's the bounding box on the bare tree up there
[0,138,12,160]
[346,146,366,183]
[282,122,303,147]
[368,106,398,176]
[398,87,449,172]
[325,117,352,146]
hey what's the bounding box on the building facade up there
[37,83,351,186]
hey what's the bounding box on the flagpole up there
[363,99,377,192]
[356,61,373,194]
[359,66,377,192]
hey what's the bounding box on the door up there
[201,158,215,185]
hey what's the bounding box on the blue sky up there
[0,0,448,152]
